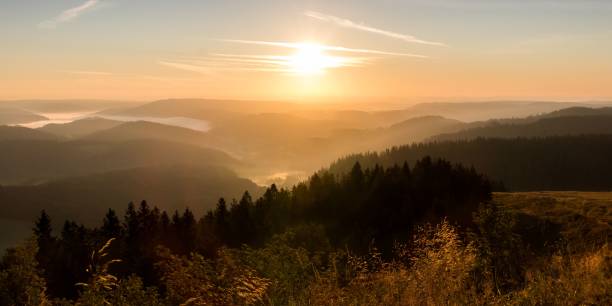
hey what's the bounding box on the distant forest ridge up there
[25,156,491,299]
[328,135,612,191]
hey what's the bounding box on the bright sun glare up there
[287,42,343,75]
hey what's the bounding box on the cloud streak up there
[304,11,445,46]
[221,39,428,58]
[162,39,425,76]
[158,61,215,75]
[160,51,369,75]
[62,70,113,76]
[39,0,100,29]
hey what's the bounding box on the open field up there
[494,192,611,248]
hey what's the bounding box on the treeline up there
[328,135,612,191]
[27,157,491,300]
[434,115,612,141]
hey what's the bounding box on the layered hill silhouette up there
[100,99,310,125]
[434,115,612,141]
[0,138,239,185]
[5,101,612,190]
[0,107,47,125]
[3,100,612,260]
[0,126,58,141]
[1,99,140,114]
[107,99,601,123]
[352,116,468,150]
[83,121,209,144]
[7,102,612,188]
[328,135,612,191]
[38,117,123,138]
[0,165,263,226]
[399,101,599,122]
[539,106,612,118]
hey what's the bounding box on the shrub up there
[299,220,490,305]
[512,245,612,305]
[156,247,270,305]
[470,202,527,292]
[0,239,49,306]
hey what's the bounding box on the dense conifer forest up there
[1,157,609,305]
[328,135,612,191]
[4,0,612,303]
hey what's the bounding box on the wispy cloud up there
[221,39,428,58]
[158,61,215,75]
[60,69,208,83]
[304,11,445,47]
[39,0,101,29]
[160,39,422,76]
[62,70,113,76]
[160,54,365,75]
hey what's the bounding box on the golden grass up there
[494,192,611,247]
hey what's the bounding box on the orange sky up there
[1,1,611,102]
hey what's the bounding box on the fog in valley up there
[2,98,612,249]
[2,1,612,303]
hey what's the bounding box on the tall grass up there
[2,219,609,305]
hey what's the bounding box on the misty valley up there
[0,99,611,305]
[2,1,612,304]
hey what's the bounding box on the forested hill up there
[327,135,612,191]
[0,165,263,226]
[433,115,612,141]
[28,157,490,299]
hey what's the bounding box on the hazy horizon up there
[1,2,611,304]
[2,0,612,101]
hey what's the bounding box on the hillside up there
[494,192,611,247]
[0,107,48,125]
[0,165,263,226]
[327,135,612,191]
[437,105,612,130]
[0,126,58,141]
[434,115,612,141]
[12,161,611,305]
[103,99,309,124]
[0,138,239,184]
[401,101,598,122]
[210,113,347,143]
[38,117,123,138]
[539,106,612,118]
[206,114,472,181]
[83,120,210,144]
[109,100,605,126]
[312,116,469,158]
[0,100,142,114]
[374,116,467,147]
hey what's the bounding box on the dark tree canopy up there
[327,135,612,191]
[27,157,491,299]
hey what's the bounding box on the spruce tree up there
[33,210,52,246]
[101,209,122,239]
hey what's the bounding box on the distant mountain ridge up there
[83,120,209,144]
[0,126,58,141]
[5,100,612,189]
[107,99,609,127]
[38,117,123,138]
[327,135,612,191]
[0,100,142,114]
[0,107,48,125]
[400,101,606,122]
[434,113,612,141]
[0,164,264,226]
[539,106,612,118]
[0,138,239,185]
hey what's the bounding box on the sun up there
[287,42,343,75]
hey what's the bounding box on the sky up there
[1,0,612,102]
